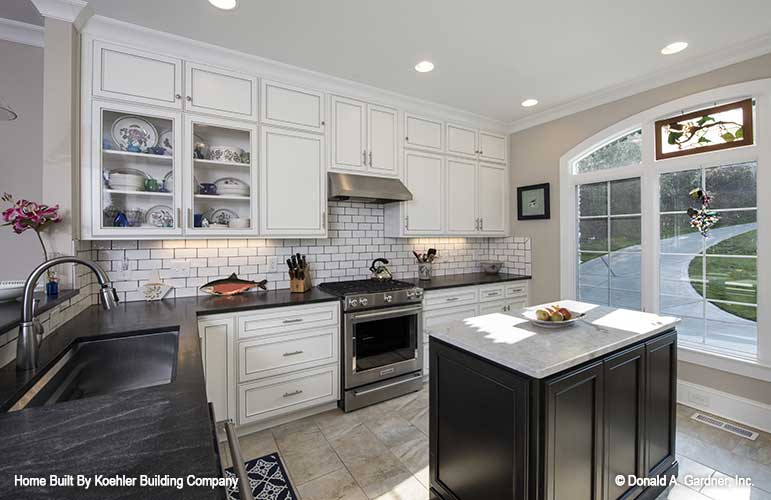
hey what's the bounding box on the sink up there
[10,331,178,411]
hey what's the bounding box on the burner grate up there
[319,279,416,295]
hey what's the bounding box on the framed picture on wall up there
[517,183,550,220]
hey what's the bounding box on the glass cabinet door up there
[184,115,258,235]
[92,101,182,236]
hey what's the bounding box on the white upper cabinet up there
[478,163,507,234]
[93,40,183,109]
[330,96,399,178]
[446,123,478,158]
[367,104,398,177]
[184,62,257,120]
[331,95,367,171]
[260,126,326,237]
[446,158,478,234]
[479,131,507,164]
[261,79,325,133]
[404,113,443,152]
[403,151,444,234]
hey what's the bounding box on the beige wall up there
[509,52,771,404]
[0,39,44,280]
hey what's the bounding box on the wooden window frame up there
[654,98,754,160]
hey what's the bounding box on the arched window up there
[560,80,770,365]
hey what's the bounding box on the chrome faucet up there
[17,256,119,371]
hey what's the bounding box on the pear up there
[550,311,564,322]
[536,309,550,321]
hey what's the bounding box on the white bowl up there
[209,145,244,163]
[229,218,250,229]
[0,281,26,302]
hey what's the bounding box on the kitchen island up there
[428,300,680,500]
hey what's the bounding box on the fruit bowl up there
[522,305,586,329]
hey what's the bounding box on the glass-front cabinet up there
[91,101,183,237]
[184,115,258,236]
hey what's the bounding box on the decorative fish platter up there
[200,273,268,296]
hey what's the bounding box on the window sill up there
[678,342,771,382]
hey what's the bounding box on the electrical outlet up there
[171,260,191,273]
[267,256,278,273]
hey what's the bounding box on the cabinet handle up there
[321,120,325,126]
[475,218,479,230]
[186,96,192,102]
[283,350,304,357]
[369,151,373,166]
[486,291,500,297]
[404,216,409,229]
[322,211,326,226]
[187,208,192,228]
[445,297,460,302]
[363,150,367,166]
[283,318,303,324]
[283,390,303,398]
[405,136,409,142]
[480,218,484,231]
[177,208,181,225]
[175,93,182,100]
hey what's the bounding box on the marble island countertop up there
[430,300,680,379]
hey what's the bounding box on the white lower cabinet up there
[422,282,530,378]
[198,314,237,422]
[239,364,339,425]
[200,301,340,428]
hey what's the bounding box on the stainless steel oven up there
[344,303,423,390]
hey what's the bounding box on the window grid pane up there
[658,162,757,355]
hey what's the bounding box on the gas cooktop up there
[319,279,423,311]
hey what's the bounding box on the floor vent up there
[691,412,758,440]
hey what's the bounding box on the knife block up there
[289,265,311,293]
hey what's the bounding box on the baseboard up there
[677,380,771,434]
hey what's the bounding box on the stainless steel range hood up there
[328,172,413,204]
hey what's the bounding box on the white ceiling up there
[0,0,42,25]
[34,1,771,124]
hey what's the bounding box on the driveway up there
[579,222,757,353]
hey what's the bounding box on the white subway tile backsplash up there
[75,202,530,302]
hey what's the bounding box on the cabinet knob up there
[186,96,192,102]
[175,93,182,100]
[321,120,325,126]
[405,136,409,141]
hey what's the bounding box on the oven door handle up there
[350,304,423,322]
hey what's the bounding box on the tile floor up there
[223,384,771,500]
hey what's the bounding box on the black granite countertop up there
[0,289,79,335]
[405,272,531,291]
[0,288,338,500]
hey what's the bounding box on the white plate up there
[206,208,239,225]
[158,129,174,155]
[111,115,158,151]
[522,309,586,329]
[145,205,175,227]
[214,177,249,195]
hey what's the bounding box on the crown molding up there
[0,17,44,47]
[81,15,508,132]
[508,33,771,134]
[30,0,87,23]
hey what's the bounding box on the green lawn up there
[687,230,757,321]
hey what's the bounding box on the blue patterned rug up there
[225,452,297,500]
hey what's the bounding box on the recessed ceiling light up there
[661,41,688,55]
[209,0,238,10]
[521,99,539,107]
[414,61,435,73]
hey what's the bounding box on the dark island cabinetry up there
[429,330,677,500]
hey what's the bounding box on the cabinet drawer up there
[238,302,339,340]
[239,327,338,383]
[505,282,528,299]
[424,288,478,310]
[424,304,479,342]
[239,364,338,425]
[479,285,505,302]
